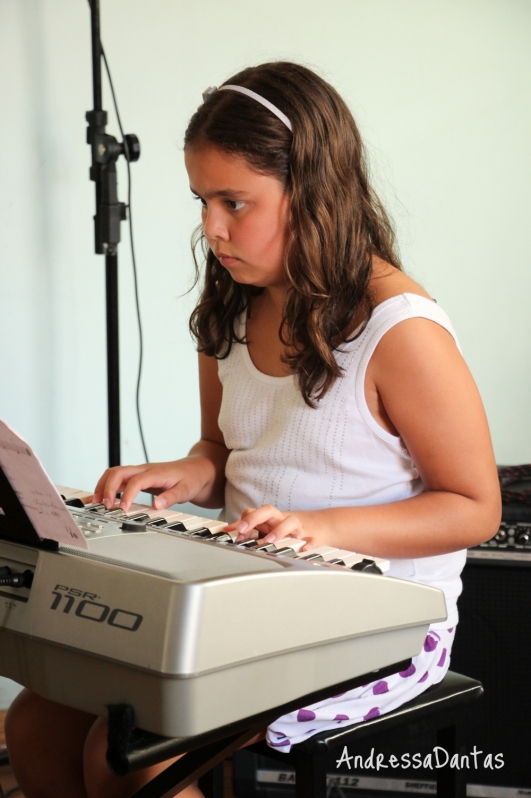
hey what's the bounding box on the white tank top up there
[217,293,467,629]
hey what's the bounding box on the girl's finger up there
[263,515,303,543]
[153,481,195,511]
[234,528,260,543]
[118,470,172,512]
[98,465,149,508]
[234,505,284,535]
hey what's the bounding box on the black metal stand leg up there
[106,249,120,466]
[197,762,224,798]
[437,724,466,798]
[293,749,328,798]
[130,726,261,798]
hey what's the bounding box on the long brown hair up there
[185,62,401,406]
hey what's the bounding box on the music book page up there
[0,419,88,548]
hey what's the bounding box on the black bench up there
[105,664,482,798]
[243,670,483,798]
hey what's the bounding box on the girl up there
[6,62,500,797]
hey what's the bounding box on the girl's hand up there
[224,505,326,551]
[92,456,214,513]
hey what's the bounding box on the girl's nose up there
[202,208,229,241]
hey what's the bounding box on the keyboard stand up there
[105,658,411,798]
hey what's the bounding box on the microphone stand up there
[86,0,140,467]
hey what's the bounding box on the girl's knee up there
[5,688,46,751]
[6,689,98,798]
[84,716,116,797]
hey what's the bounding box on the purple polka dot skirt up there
[266,626,456,753]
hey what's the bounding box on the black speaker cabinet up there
[450,556,531,791]
[233,557,531,798]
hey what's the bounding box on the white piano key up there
[126,506,193,524]
[157,509,196,523]
[196,519,229,534]
[275,538,307,553]
[126,504,163,518]
[299,546,340,561]
[327,550,365,567]
[56,485,94,503]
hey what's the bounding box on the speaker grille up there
[451,562,531,787]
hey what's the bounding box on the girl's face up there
[185,145,290,289]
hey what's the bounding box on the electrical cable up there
[100,44,150,463]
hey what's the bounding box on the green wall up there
[1,0,530,491]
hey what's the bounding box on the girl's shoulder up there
[369,257,432,308]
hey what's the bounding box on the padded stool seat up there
[244,671,483,798]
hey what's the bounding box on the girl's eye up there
[227,200,245,211]
[193,195,207,207]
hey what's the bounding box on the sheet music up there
[0,419,88,549]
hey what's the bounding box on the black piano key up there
[254,543,277,553]
[237,540,259,548]
[106,508,128,518]
[211,532,232,543]
[327,558,346,566]
[273,547,297,558]
[127,513,151,523]
[64,498,84,508]
[299,553,325,562]
[164,521,187,532]
[88,504,107,513]
[351,558,383,575]
[147,517,168,527]
[191,528,214,538]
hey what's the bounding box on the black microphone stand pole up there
[86,0,140,467]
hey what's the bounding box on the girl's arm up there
[93,353,229,512]
[227,317,501,557]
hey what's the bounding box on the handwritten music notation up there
[0,419,88,549]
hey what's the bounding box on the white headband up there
[202,84,292,132]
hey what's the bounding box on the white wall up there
[1,0,530,489]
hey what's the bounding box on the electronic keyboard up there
[0,485,447,738]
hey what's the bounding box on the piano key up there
[124,505,228,533]
[190,528,214,538]
[273,547,298,558]
[126,513,151,523]
[125,505,170,519]
[326,551,366,567]
[165,514,201,530]
[210,531,233,543]
[351,558,384,574]
[105,508,128,518]
[299,552,325,562]
[155,509,197,524]
[125,506,200,529]
[299,546,341,561]
[275,538,307,553]
[163,521,189,533]
[57,486,94,504]
[182,518,228,534]
[254,542,277,553]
